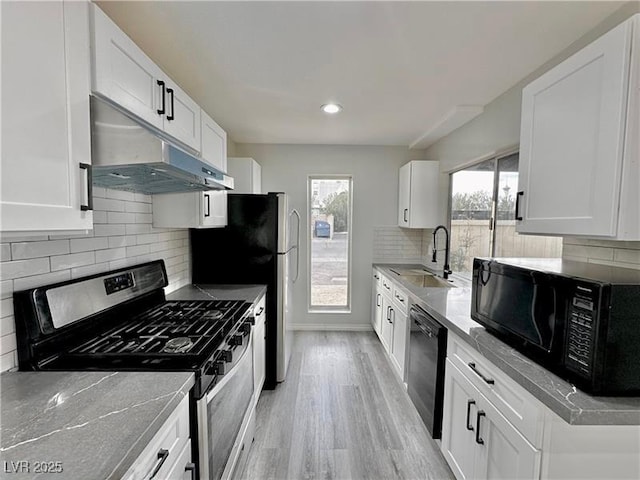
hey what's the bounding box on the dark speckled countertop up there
[0,371,194,480]
[374,263,640,426]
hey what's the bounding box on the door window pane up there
[309,177,352,310]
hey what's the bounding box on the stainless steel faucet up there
[432,225,452,280]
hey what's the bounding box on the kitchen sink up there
[389,268,454,288]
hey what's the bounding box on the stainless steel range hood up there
[90,96,233,194]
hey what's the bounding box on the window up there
[308,176,352,311]
[449,152,562,276]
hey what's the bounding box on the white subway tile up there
[137,234,160,245]
[126,245,150,257]
[0,281,13,300]
[134,193,152,204]
[1,244,11,262]
[93,210,108,224]
[125,201,152,213]
[48,231,94,240]
[70,237,108,253]
[71,262,110,279]
[106,189,135,201]
[50,251,95,271]
[11,240,70,260]
[0,258,50,281]
[126,224,152,235]
[108,236,127,249]
[108,212,136,224]
[94,224,126,237]
[0,234,49,243]
[92,186,107,198]
[1,315,15,336]
[164,255,184,267]
[93,197,126,212]
[109,258,138,270]
[134,254,157,264]
[1,332,17,354]
[1,298,14,319]
[13,270,71,291]
[134,213,153,224]
[95,248,126,263]
[1,351,16,373]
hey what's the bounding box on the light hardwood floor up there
[239,331,455,480]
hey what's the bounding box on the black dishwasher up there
[407,305,447,439]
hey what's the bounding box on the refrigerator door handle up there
[290,209,301,283]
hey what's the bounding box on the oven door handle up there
[206,331,253,402]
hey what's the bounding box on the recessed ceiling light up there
[321,103,342,114]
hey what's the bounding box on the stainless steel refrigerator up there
[190,193,299,388]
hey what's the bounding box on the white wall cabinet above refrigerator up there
[517,14,639,240]
[1,0,94,234]
[398,161,440,229]
[153,191,227,229]
[91,4,201,152]
[227,158,262,194]
[201,112,228,173]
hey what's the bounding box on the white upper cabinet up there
[227,158,262,194]
[91,4,201,152]
[152,191,227,229]
[201,111,228,172]
[398,161,440,228]
[1,0,93,233]
[517,14,639,239]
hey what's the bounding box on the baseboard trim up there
[291,323,373,332]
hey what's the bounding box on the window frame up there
[306,174,354,313]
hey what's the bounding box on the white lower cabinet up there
[442,359,541,480]
[153,190,227,228]
[252,294,266,396]
[123,395,191,480]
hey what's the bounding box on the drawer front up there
[448,334,543,447]
[164,439,194,480]
[123,395,190,480]
[392,285,409,314]
[380,274,393,297]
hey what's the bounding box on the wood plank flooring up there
[239,331,455,480]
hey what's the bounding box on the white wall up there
[0,188,191,372]
[423,2,640,271]
[234,143,426,328]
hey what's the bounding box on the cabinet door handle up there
[376,294,381,307]
[403,208,408,222]
[204,193,211,217]
[256,306,264,316]
[157,80,166,115]
[184,463,196,480]
[466,400,476,431]
[468,362,495,385]
[79,163,93,211]
[146,449,169,479]
[389,308,395,324]
[166,87,175,121]
[515,191,524,221]
[475,411,486,445]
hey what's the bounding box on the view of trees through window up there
[449,153,562,275]
[308,177,352,310]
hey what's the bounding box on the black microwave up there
[471,257,640,395]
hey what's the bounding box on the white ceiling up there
[96,1,625,147]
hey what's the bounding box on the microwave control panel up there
[565,285,598,376]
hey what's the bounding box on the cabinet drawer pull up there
[147,448,169,479]
[395,294,404,303]
[475,411,486,445]
[157,80,166,115]
[374,274,379,280]
[255,306,264,316]
[79,163,93,211]
[403,208,408,222]
[166,88,175,121]
[185,463,196,480]
[515,191,524,221]
[468,362,495,385]
[466,399,476,431]
[204,193,211,217]
[376,294,381,307]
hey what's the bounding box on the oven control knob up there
[241,323,251,335]
[221,350,233,362]
[213,361,227,375]
[229,335,243,347]
[246,316,256,326]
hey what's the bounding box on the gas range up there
[13,261,253,399]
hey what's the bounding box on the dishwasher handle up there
[414,319,435,338]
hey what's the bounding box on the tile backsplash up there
[0,187,191,373]
[562,237,640,271]
[373,226,433,264]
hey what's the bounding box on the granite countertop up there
[0,371,194,480]
[167,284,267,304]
[374,263,640,426]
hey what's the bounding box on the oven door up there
[197,333,254,480]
